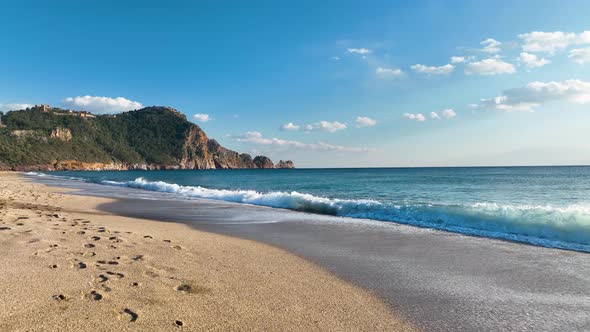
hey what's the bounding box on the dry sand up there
[0,173,416,331]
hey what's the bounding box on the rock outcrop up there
[206,140,257,169]
[50,127,72,142]
[253,156,274,169]
[275,160,295,169]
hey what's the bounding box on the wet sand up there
[79,181,590,332]
[0,173,415,331]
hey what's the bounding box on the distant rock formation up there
[253,156,274,169]
[0,105,294,171]
[275,160,295,169]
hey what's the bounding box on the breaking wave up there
[100,177,590,252]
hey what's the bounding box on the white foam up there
[26,173,590,252]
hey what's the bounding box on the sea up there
[26,166,590,252]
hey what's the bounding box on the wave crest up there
[24,173,590,252]
[99,177,590,252]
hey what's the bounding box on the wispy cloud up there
[193,113,211,122]
[569,47,590,64]
[470,79,590,112]
[375,67,404,77]
[62,95,142,113]
[304,121,347,132]
[233,132,373,152]
[430,109,457,120]
[465,58,516,75]
[411,63,454,75]
[441,109,457,119]
[280,122,300,131]
[355,116,377,127]
[518,31,590,54]
[519,52,550,68]
[0,103,34,112]
[450,56,466,63]
[279,121,347,133]
[347,48,371,55]
[403,113,426,122]
[479,38,502,54]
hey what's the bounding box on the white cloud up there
[465,58,516,75]
[331,56,341,61]
[569,47,590,64]
[280,122,300,131]
[471,79,590,112]
[303,121,347,133]
[518,31,590,54]
[0,103,34,112]
[347,48,371,55]
[233,132,373,152]
[450,56,466,63]
[403,113,426,122]
[62,95,142,113]
[519,52,550,68]
[376,67,404,77]
[193,113,211,122]
[480,38,502,54]
[431,109,456,119]
[411,63,454,75]
[441,109,457,119]
[355,116,377,127]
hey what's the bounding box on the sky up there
[1,0,590,167]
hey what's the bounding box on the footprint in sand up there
[143,235,153,239]
[52,294,66,301]
[84,243,95,248]
[175,284,192,293]
[172,245,182,250]
[76,262,87,269]
[91,236,101,241]
[97,260,119,265]
[86,290,103,301]
[175,320,184,328]
[97,274,109,283]
[106,271,125,279]
[131,255,144,261]
[108,236,122,243]
[120,308,138,322]
[0,226,11,231]
[76,231,86,235]
[49,264,58,269]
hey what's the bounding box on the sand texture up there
[0,173,415,331]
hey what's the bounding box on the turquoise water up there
[30,167,590,251]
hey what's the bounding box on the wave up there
[99,177,590,252]
[24,173,590,252]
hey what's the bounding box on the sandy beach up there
[0,172,415,331]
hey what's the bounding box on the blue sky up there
[1,0,590,167]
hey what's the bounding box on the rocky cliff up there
[0,105,294,171]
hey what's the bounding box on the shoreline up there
[15,172,590,331]
[0,173,414,331]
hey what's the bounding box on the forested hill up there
[0,105,294,171]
